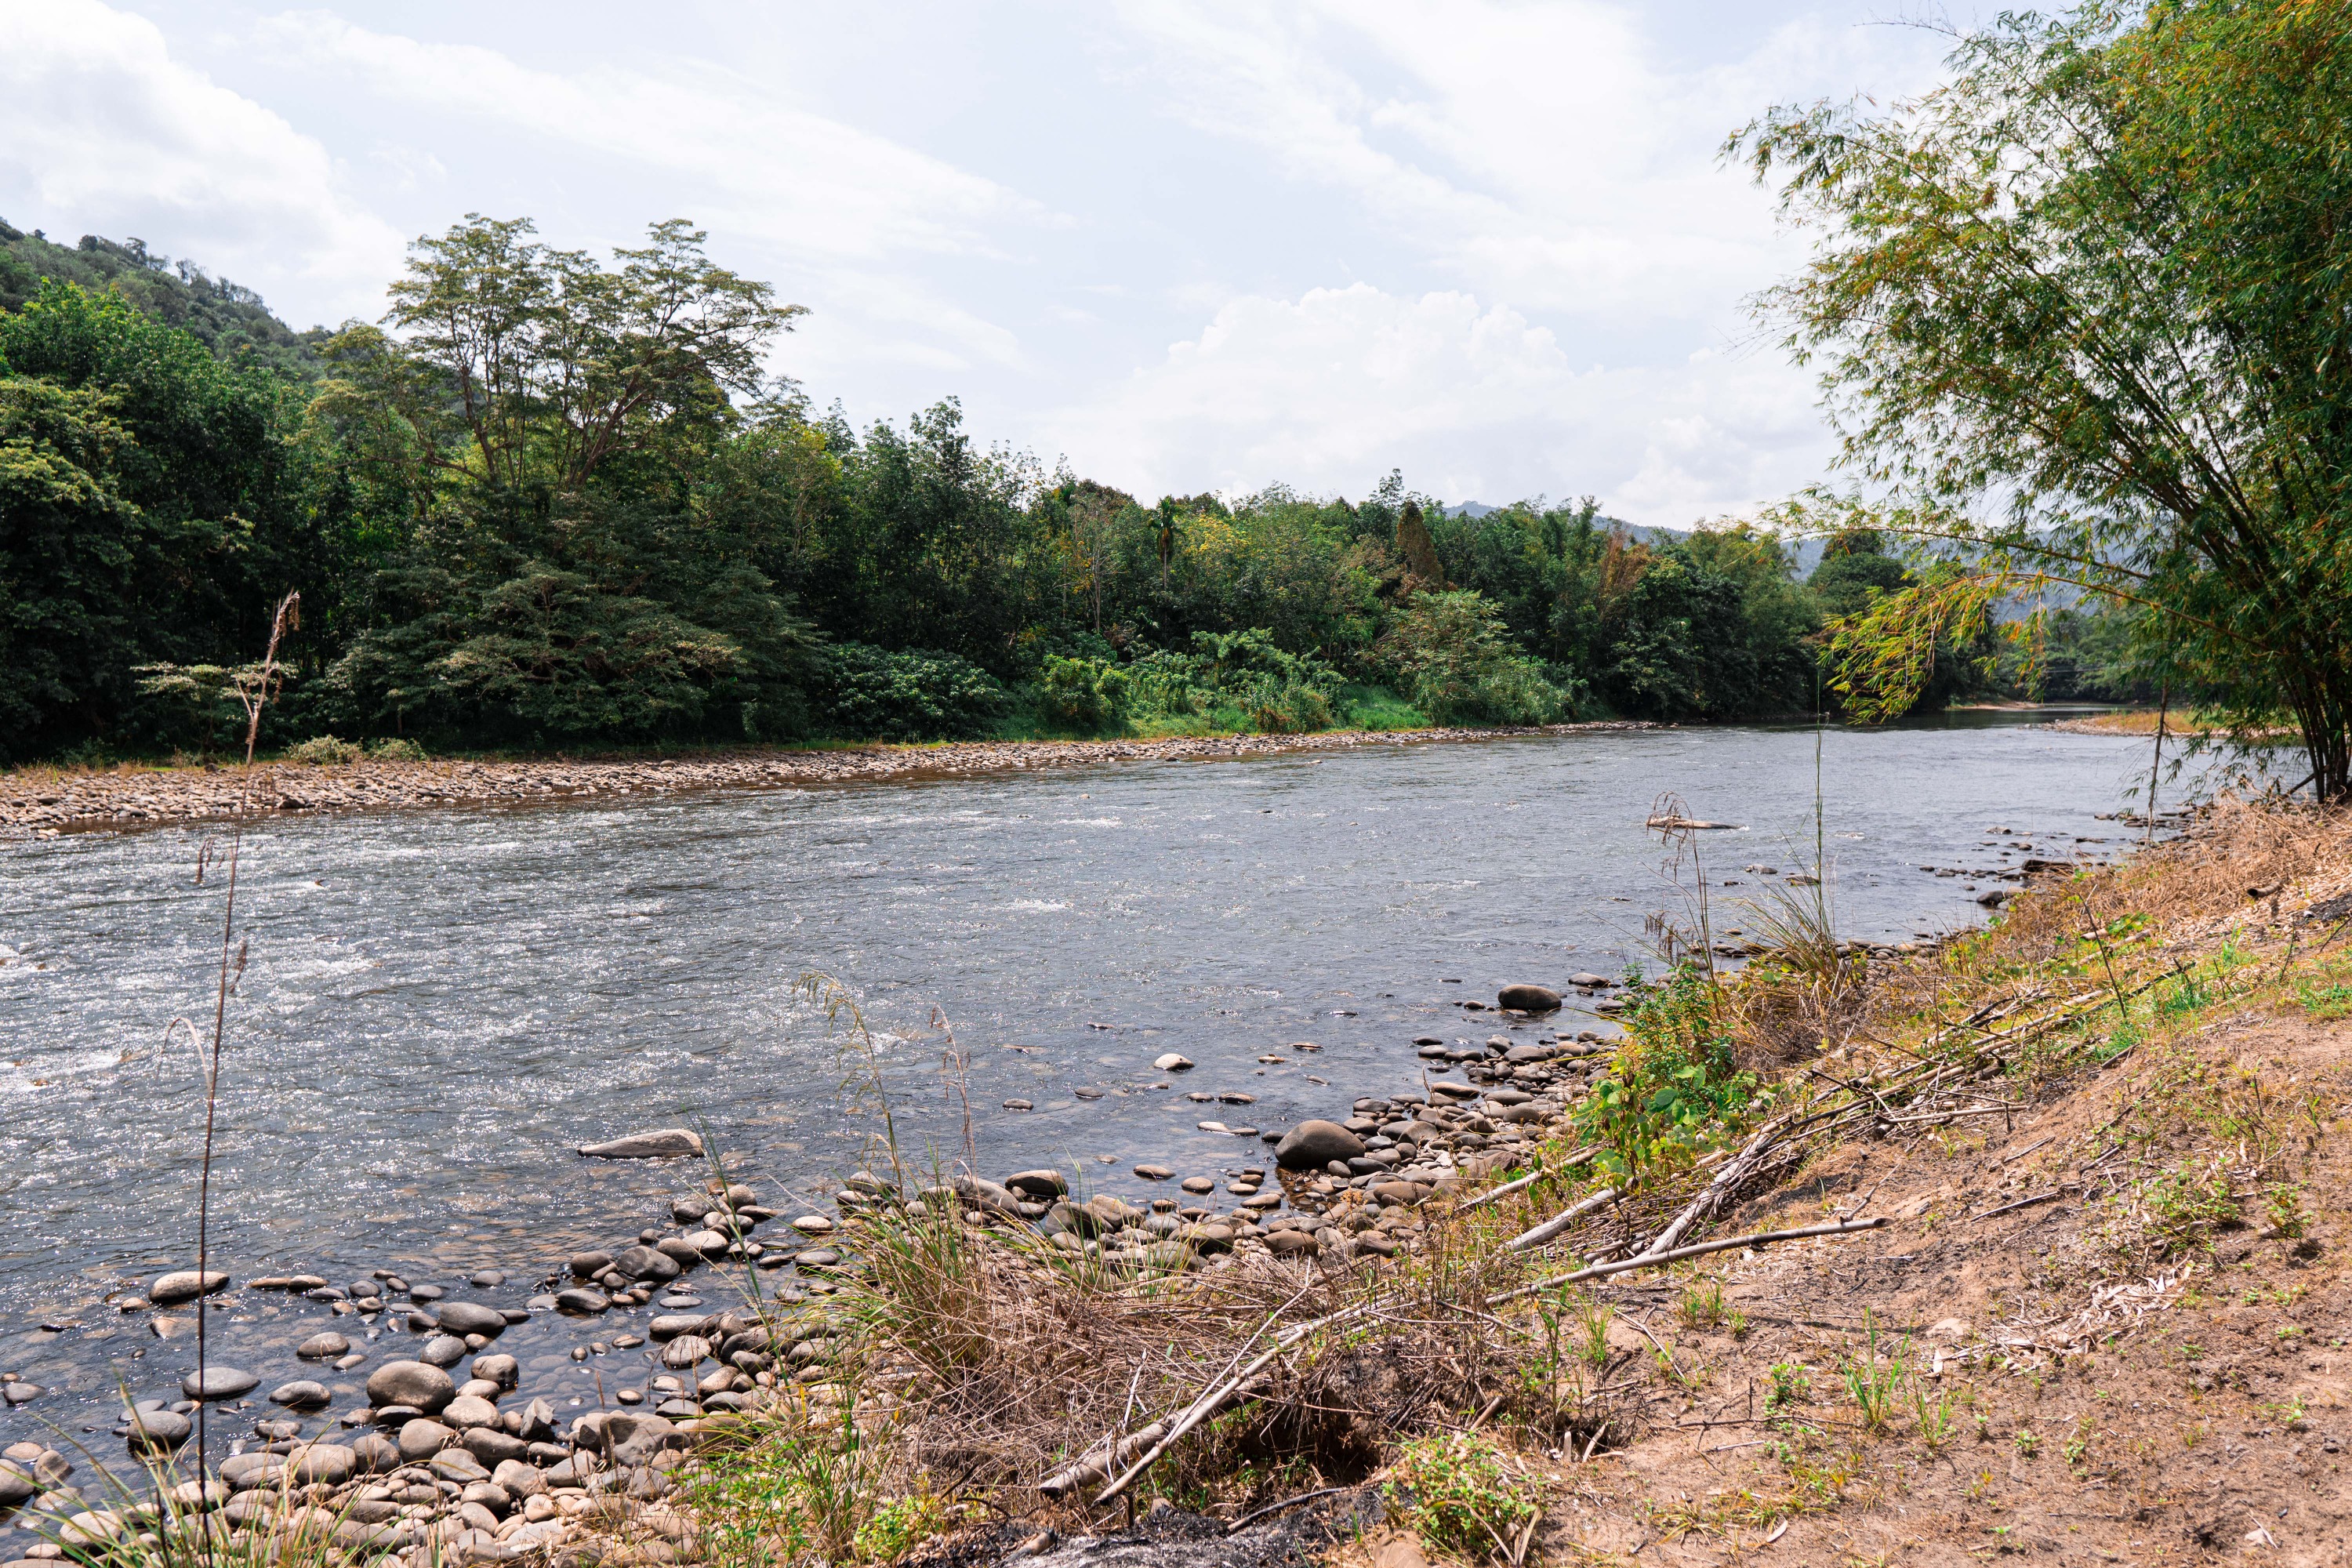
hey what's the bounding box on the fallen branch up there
[1506,1188,1620,1252]
[1491,1218,1887,1305]
[1037,1421,1170,1500]
[1452,1147,1598,1216]
[1637,1123,1780,1259]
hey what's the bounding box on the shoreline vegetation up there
[10,795,2347,1568]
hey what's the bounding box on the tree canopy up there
[1737,0,2352,796]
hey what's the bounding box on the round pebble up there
[182,1366,259,1402]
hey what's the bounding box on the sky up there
[0,1,1961,524]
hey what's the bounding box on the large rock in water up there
[1275,1120,1366,1171]
[365,1360,455,1413]
[148,1269,230,1305]
[579,1127,703,1160]
[1497,983,1563,1013]
[431,1301,506,1338]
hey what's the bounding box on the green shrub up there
[1124,629,1345,734]
[285,735,363,765]
[1378,590,1573,725]
[1385,1431,1541,1559]
[812,644,1008,742]
[1034,654,1131,729]
[368,737,426,761]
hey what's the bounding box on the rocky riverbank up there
[0,978,1621,1568]
[0,724,1649,836]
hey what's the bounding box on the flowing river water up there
[0,713,2154,1466]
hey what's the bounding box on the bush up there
[1034,655,1131,729]
[369,737,426,761]
[1378,590,1573,726]
[812,643,1008,742]
[1124,629,1345,734]
[285,735,363,765]
[1386,1431,1541,1560]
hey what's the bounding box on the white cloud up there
[0,0,405,320]
[1047,281,1828,522]
[251,13,1047,369]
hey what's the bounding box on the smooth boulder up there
[1274,1120,1366,1171]
[268,1380,331,1410]
[612,1245,681,1283]
[182,1367,259,1402]
[1497,983,1563,1013]
[365,1360,455,1413]
[148,1269,229,1305]
[431,1301,506,1338]
[578,1128,703,1160]
[1004,1169,1068,1199]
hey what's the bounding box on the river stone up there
[1179,1176,1215,1194]
[600,1412,686,1467]
[295,1331,349,1360]
[1152,1053,1194,1071]
[287,1443,355,1485]
[220,1452,286,1490]
[577,1127,703,1160]
[1004,1169,1068,1199]
[1372,1181,1430,1207]
[124,1407,191,1454]
[464,1427,529,1465]
[430,1300,505,1339]
[659,1335,713,1370]
[441,1395,500,1431]
[269,1380,331,1410]
[182,1366,259,1401]
[555,1287,610,1315]
[471,1353,520,1388]
[396,1418,457,1463]
[1497,984,1563,1013]
[1133,1163,1174,1181]
[568,1251,613,1279]
[350,1432,401,1473]
[418,1334,469,1368]
[612,1245,681,1282]
[1568,971,1612,989]
[53,1510,125,1547]
[147,1269,229,1305]
[365,1360,454,1412]
[1265,1229,1321,1258]
[648,1314,709,1341]
[1274,1120,1366,1170]
[493,1458,546,1498]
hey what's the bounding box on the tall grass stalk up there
[189,592,297,1510]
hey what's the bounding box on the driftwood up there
[1504,1187,1619,1252]
[1038,1421,1170,1499]
[1450,1145,1597,1217]
[1491,1217,1886,1305]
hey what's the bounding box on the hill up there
[0,219,325,376]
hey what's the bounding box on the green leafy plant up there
[1385,1431,1541,1562]
[1840,1313,1910,1435]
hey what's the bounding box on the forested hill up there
[0,220,325,377]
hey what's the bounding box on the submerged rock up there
[147,1269,230,1305]
[1497,983,1563,1013]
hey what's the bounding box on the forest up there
[0,216,2118,764]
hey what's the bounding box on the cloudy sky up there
[0,1,1958,523]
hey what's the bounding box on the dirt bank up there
[0,723,1648,837]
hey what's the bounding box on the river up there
[0,713,2151,1457]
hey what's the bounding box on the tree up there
[1735,0,2352,796]
[321,216,803,496]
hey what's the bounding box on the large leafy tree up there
[0,282,321,757]
[1737,0,2352,795]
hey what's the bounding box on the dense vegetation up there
[2,215,2020,764]
[1740,0,2352,797]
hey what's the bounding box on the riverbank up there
[663,798,2348,1566]
[0,723,1648,836]
[7,798,2338,1566]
